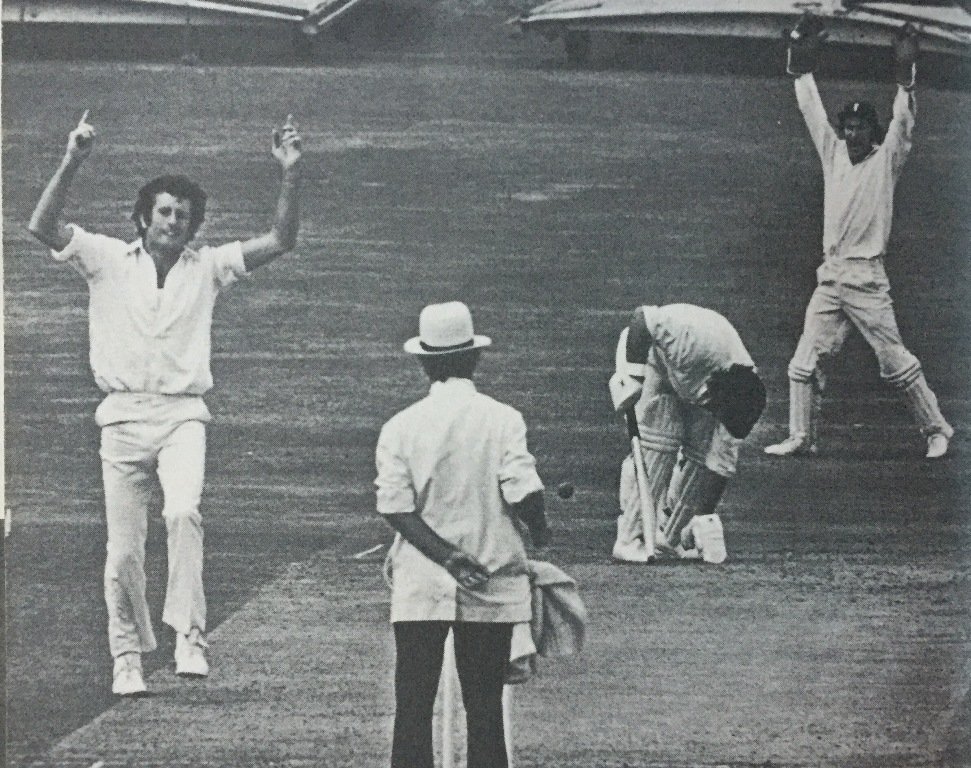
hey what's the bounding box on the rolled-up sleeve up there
[51,224,111,281]
[207,241,248,288]
[375,421,417,515]
[498,411,544,504]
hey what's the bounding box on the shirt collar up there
[127,239,199,261]
[428,378,477,398]
[844,144,879,165]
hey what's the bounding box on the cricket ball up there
[556,482,575,500]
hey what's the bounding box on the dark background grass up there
[3,15,971,765]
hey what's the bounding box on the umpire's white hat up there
[404,301,492,356]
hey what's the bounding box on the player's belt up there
[824,246,884,261]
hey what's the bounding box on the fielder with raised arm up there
[764,17,953,460]
[28,111,303,696]
[608,304,766,563]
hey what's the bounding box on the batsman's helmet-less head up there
[132,175,208,239]
[705,365,767,440]
[837,101,885,142]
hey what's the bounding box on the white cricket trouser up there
[616,449,677,553]
[100,418,207,658]
[788,257,950,435]
[789,259,918,382]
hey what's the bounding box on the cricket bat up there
[626,406,657,562]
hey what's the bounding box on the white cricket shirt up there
[640,304,755,406]
[795,74,914,261]
[53,225,248,424]
[375,378,543,623]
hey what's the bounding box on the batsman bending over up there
[608,304,766,563]
[764,16,953,460]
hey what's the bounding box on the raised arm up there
[28,111,96,251]
[239,115,303,272]
[893,22,918,91]
[794,73,837,159]
[786,15,836,159]
[885,24,918,170]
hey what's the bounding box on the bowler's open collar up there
[127,239,200,262]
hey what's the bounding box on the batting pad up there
[902,374,953,437]
[788,379,817,441]
[660,458,727,548]
[615,450,678,560]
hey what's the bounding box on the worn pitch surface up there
[4,58,970,767]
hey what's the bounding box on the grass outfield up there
[3,56,971,766]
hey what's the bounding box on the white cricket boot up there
[175,628,209,677]
[764,435,817,456]
[612,535,649,563]
[112,652,147,696]
[926,433,951,460]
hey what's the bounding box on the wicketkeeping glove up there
[893,23,919,88]
[786,12,827,76]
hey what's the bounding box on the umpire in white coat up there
[375,301,549,768]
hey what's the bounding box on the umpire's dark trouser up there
[392,621,513,768]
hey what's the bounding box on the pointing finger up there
[79,109,90,126]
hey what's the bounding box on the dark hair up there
[418,349,481,383]
[836,101,885,143]
[706,364,767,440]
[132,175,207,239]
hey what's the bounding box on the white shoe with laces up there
[926,432,950,460]
[175,628,209,677]
[764,435,817,457]
[112,652,147,696]
[611,538,649,562]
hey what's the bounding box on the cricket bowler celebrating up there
[28,111,303,696]
[609,304,766,563]
[764,16,953,460]
[375,301,549,768]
